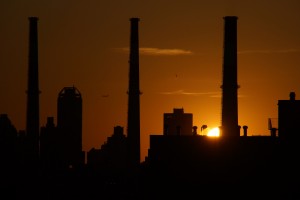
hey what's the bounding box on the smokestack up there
[221,16,239,137]
[127,18,141,168]
[26,17,40,162]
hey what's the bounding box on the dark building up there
[40,117,59,170]
[127,18,141,168]
[0,114,20,192]
[163,108,193,136]
[143,134,300,197]
[144,96,300,196]
[25,17,40,164]
[221,16,239,137]
[278,92,300,138]
[0,114,18,149]
[57,86,84,169]
[0,114,18,168]
[87,126,127,174]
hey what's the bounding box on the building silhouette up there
[1,15,300,199]
[0,114,18,172]
[40,116,59,170]
[57,86,85,169]
[40,87,85,171]
[142,96,300,198]
[221,16,239,137]
[163,108,193,136]
[278,91,300,138]
[87,126,127,175]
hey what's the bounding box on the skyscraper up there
[221,16,239,137]
[127,18,141,168]
[57,86,84,168]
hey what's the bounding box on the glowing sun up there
[207,127,220,137]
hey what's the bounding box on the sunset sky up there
[1,0,300,161]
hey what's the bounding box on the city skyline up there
[1,0,300,161]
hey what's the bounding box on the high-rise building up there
[57,86,84,168]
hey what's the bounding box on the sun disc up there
[207,127,220,137]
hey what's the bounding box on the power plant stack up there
[25,17,40,164]
[221,16,239,137]
[127,18,141,169]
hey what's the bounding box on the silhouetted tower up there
[221,16,239,137]
[57,86,84,169]
[127,18,141,168]
[26,17,40,163]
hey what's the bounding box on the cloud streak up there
[160,90,246,98]
[238,49,299,54]
[114,47,193,56]
[139,48,193,55]
[160,90,220,97]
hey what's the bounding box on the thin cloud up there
[210,94,222,98]
[114,47,194,56]
[238,49,299,54]
[140,48,193,55]
[210,94,246,98]
[160,90,220,96]
[160,90,246,98]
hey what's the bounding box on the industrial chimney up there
[127,18,141,168]
[26,17,40,163]
[221,16,239,137]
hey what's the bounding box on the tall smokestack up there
[127,18,141,168]
[26,17,40,163]
[221,16,239,137]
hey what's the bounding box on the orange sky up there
[1,0,300,161]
